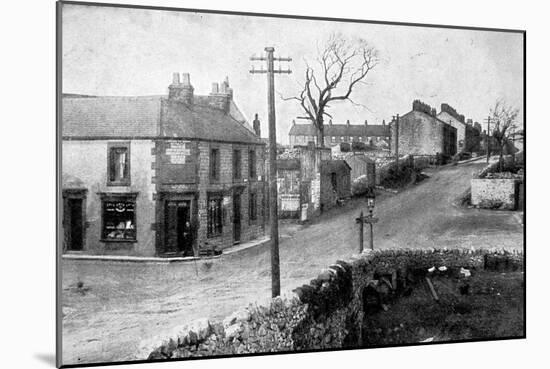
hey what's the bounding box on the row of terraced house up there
[288,100,486,160]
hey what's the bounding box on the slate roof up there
[289,123,390,137]
[62,94,263,145]
[400,109,453,128]
[160,98,262,144]
[321,160,352,172]
[437,111,467,126]
[62,96,161,137]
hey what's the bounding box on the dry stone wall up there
[140,248,523,360]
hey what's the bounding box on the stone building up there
[275,145,330,219]
[62,73,266,257]
[288,119,391,148]
[320,160,352,211]
[391,100,457,158]
[335,153,376,185]
[437,103,467,153]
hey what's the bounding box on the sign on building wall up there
[165,141,192,164]
[159,140,198,184]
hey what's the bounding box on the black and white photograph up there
[20,0,535,367]
[56,1,527,367]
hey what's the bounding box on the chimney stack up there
[253,113,261,137]
[168,72,194,104]
[364,119,368,126]
[346,119,350,126]
[329,119,333,126]
[208,77,232,112]
[382,119,386,126]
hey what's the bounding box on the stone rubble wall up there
[139,248,523,360]
[471,178,519,210]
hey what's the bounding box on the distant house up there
[510,129,524,152]
[464,119,483,153]
[392,100,457,158]
[437,103,468,153]
[333,152,376,185]
[288,119,391,148]
[62,73,266,257]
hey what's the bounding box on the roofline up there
[402,109,455,128]
[62,135,266,146]
[437,111,467,126]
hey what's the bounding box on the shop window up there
[249,150,257,179]
[108,143,130,185]
[207,194,223,237]
[249,192,257,222]
[101,194,137,241]
[210,148,219,181]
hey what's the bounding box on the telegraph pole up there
[250,47,292,298]
[484,116,492,163]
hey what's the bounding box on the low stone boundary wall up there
[139,248,523,360]
[471,178,519,210]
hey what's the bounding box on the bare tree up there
[283,33,379,147]
[490,99,520,172]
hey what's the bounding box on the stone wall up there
[140,248,523,360]
[471,178,519,210]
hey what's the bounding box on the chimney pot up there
[212,82,219,94]
[172,72,180,84]
[346,119,350,125]
[364,119,368,126]
[181,73,191,86]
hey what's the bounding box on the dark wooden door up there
[233,194,241,244]
[68,198,83,251]
[165,200,193,256]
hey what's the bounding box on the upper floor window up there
[108,143,130,186]
[249,150,257,179]
[249,192,257,222]
[210,148,220,181]
[233,149,242,180]
[331,136,336,143]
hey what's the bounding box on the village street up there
[61,158,523,365]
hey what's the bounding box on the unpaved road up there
[61,159,523,365]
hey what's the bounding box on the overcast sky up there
[62,4,524,143]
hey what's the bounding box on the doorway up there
[233,193,241,244]
[67,198,84,251]
[164,200,193,256]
